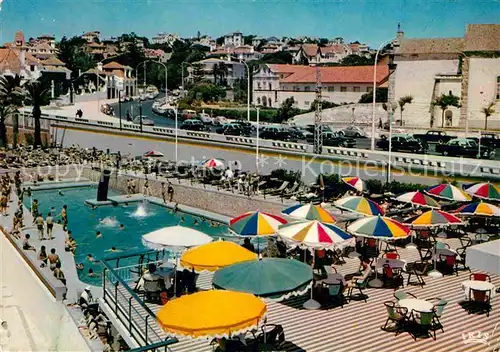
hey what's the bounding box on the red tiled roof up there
[39,56,66,66]
[300,44,319,57]
[102,61,124,69]
[268,64,303,74]
[320,44,345,55]
[34,42,54,51]
[280,65,389,84]
[0,48,21,73]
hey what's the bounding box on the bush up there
[24,133,34,146]
[384,180,427,194]
[270,169,301,184]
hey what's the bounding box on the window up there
[340,86,347,92]
[304,86,310,92]
[305,101,310,106]
[353,87,360,92]
[257,82,261,89]
[293,86,300,92]
[257,97,261,104]
[30,65,35,71]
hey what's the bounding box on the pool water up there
[23,186,230,285]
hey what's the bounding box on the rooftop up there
[464,24,500,52]
[399,37,465,55]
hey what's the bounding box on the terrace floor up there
[107,237,500,352]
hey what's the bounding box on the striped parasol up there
[230,211,288,236]
[465,182,500,201]
[425,183,471,202]
[281,203,336,223]
[342,177,367,193]
[347,215,410,240]
[404,209,464,228]
[201,158,225,168]
[395,191,440,208]
[277,220,352,249]
[334,196,385,216]
[454,202,500,217]
[143,150,164,157]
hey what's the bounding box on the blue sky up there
[1,0,499,46]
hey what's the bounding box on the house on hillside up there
[82,31,100,43]
[253,64,389,109]
[390,23,500,129]
[223,32,243,48]
[187,58,245,88]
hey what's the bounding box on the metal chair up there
[381,301,408,336]
[409,309,437,340]
[470,273,491,282]
[393,291,416,301]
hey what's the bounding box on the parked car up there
[468,133,500,149]
[180,119,208,131]
[198,113,214,125]
[132,115,154,126]
[306,131,356,147]
[413,130,456,144]
[376,134,428,153]
[260,126,297,142]
[180,109,197,120]
[216,123,249,136]
[287,126,309,140]
[340,126,368,138]
[233,120,254,134]
[213,116,229,126]
[435,138,495,159]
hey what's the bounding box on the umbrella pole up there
[303,249,320,310]
[406,228,417,250]
[173,255,178,298]
[368,240,383,288]
[427,229,443,278]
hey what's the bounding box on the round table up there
[397,298,434,313]
[461,280,496,300]
[375,258,406,271]
[321,273,346,285]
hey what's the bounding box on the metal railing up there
[101,253,178,351]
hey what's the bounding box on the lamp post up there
[386,102,398,183]
[371,39,393,151]
[256,107,260,174]
[118,90,123,130]
[136,59,168,103]
[239,56,251,121]
[139,102,143,133]
[174,106,178,163]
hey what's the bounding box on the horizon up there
[2,0,500,47]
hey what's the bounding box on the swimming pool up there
[23,186,230,285]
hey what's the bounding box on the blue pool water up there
[23,186,230,285]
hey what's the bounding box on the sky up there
[1,0,499,46]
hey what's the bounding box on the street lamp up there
[135,59,168,102]
[239,55,251,121]
[118,90,123,130]
[386,102,398,183]
[371,39,393,151]
[174,106,179,163]
[256,107,260,174]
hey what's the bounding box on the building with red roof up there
[253,63,389,109]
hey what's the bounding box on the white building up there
[81,31,100,43]
[253,64,389,109]
[151,33,181,46]
[223,32,243,48]
[293,43,370,65]
[390,24,500,129]
[187,58,245,88]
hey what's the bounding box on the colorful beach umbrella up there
[425,183,472,202]
[157,290,267,339]
[201,158,224,168]
[465,182,500,201]
[213,258,313,301]
[347,215,410,240]
[455,202,500,217]
[342,176,366,192]
[334,196,385,216]
[404,209,464,228]
[141,226,212,251]
[281,203,336,223]
[230,211,287,236]
[143,150,164,157]
[277,220,352,249]
[180,240,257,272]
[395,191,440,208]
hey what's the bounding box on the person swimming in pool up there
[58,190,64,196]
[180,216,185,223]
[88,268,101,277]
[193,219,199,226]
[119,224,125,230]
[87,254,96,262]
[96,231,103,238]
[106,247,122,253]
[76,263,84,271]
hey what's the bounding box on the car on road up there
[260,126,298,142]
[413,130,456,144]
[306,131,356,147]
[468,133,500,149]
[216,123,249,136]
[198,113,214,125]
[435,138,495,159]
[376,134,428,153]
[180,119,208,131]
[340,126,368,138]
[213,116,229,126]
[133,115,155,126]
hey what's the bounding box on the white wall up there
[467,58,500,127]
[433,77,462,127]
[0,235,90,351]
[393,59,459,127]
[254,90,364,109]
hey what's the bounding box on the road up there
[112,99,500,161]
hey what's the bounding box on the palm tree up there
[482,102,495,130]
[397,95,413,126]
[0,75,23,148]
[22,80,51,147]
[212,62,229,86]
[432,93,461,128]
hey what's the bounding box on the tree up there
[187,83,226,103]
[22,80,51,147]
[318,38,329,47]
[398,95,413,126]
[0,75,23,147]
[57,36,96,79]
[212,62,229,86]
[340,54,374,66]
[432,93,461,128]
[358,88,388,103]
[482,102,495,130]
[275,97,300,123]
[309,99,339,112]
[261,51,293,64]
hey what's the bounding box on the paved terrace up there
[104,237,500,352]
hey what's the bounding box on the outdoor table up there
[461,280,497,300]
[432,247,460,260]
[320,273,346,285]
[397,298,434,313]
[374,258,406,271]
